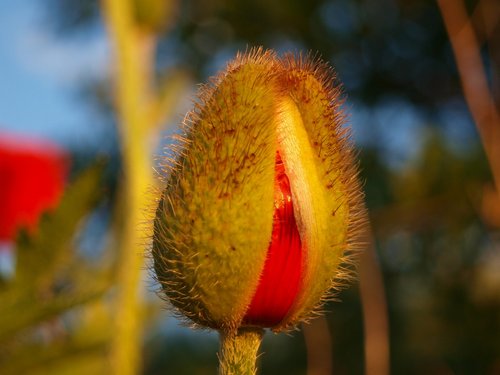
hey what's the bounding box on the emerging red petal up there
[243,151,303,327]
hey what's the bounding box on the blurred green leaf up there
[0,161,113,373]
[0,334,107,375]
[13,161,105,289]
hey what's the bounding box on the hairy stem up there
[219,329,264,375]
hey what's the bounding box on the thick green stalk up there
[219,329,264,375]
[101,0,156,374]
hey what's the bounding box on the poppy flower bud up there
[152,48,366,334]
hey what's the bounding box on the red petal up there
[243,151,303,327]
[0,133,68,240]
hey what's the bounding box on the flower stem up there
[219,328,264,375]
[101,0,156,374]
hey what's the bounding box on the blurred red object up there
[0,132,69,241]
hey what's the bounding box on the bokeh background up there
[1,0,499,374]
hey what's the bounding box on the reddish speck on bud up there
[243,152,303,327]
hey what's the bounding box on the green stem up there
[218,328,264,375]
[101,1,156,374]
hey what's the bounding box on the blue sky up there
[0,0,476,168]
[0,0,109,147]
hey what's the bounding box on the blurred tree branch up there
[437,0,500,194]
[302,317,333,375]
[471,0,500,43]
[359,228,390,375]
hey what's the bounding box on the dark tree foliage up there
[47,0,463,108]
